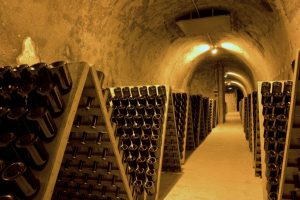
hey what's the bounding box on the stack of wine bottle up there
[190,95,201,146]
[110,85,166,198]
[186,102,196,150]
[244,96,249,141]
[0,61,72,199]
[253,91,262,177]
[202,97,210,137]
[261,81,292,200]
[162,90,182,172]
[208,99,214,133]
[52,70,130,200]
[172,93,188,160]
[248,94,253,152]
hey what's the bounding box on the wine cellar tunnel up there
[0,0,300,200]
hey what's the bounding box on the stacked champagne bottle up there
[261,81,292,200]
[190,95,201,146]
[0,61,72,199]
[202,97,209,137]
[248,94,253,151]
[253,91,262,177]
[172,93,187,160]
[110,85,166,198]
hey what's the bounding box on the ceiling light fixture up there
[211,47,218,55]
[207,33,218,55]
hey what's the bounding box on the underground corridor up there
[0,1,300,200]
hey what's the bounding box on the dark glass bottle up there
[32,63,64,117]
[144,181,155,195]
[139,86,148,97]
[122,87,131,98]
[0,132,21,164]
[114,87,122,98]
[48,61,72,94]
[1,162,40,199]
[261,82,271,94]
[148,86,157,97]
[26,107,57,142]
[133,124,142,136]
[15,133,49,170]
[130,87,140,97]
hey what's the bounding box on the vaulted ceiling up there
[0,0,299,92]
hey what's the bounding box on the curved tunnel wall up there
[0,0,298,93]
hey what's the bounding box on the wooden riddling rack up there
[248,93,253,152]
[208,99,217,133]
[251,91,262,177]
[185,95,216,153]
[0,62,92,200]
[212,99,217,128]
[172,91,189,164]
[239,99,244,123]
[185,99,196,151]
[202,97,210,138]
[279,51,300,200]
[52,66,133,200]
[107,84,177,200]
[199,97,206,141]
[190,95,202,147]
[162,89,182,172]
[243,96,249,140]
[32,62,92,200]
[257,80,293,200]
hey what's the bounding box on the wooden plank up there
[257,82,268,200]
[181,95,190,164]
[107,84,170,200]
[279,51,300,200]
[34,62,90,200]
[151,86,169,200]
[162,88,182,172]
[90,67,133,200]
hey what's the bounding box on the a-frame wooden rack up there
[107,84,181,200]
[51,65,133,199]
[257,79,292,200]
[185,100,196,151]
[279,50,300,199]
[162,89,182,172]
[171,91,189,164]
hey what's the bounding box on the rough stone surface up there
[0,0,297,90]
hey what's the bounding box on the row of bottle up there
[112,94,166,108]
[261,81,292,106]
[54,184,125,200]
[113,86,166,99]
[202,97,210,137]
[172,93,188,159]
[54,162,126,199]
[0,61,73,199]
[261,81,292,95]
[110,86,166,197]
[0,132,48,199]
[261,82,291,200]
[0,61,72,117]
[190,95,202,144]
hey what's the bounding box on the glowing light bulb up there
[211,47,218,55]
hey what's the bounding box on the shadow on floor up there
[159,172,182,200]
